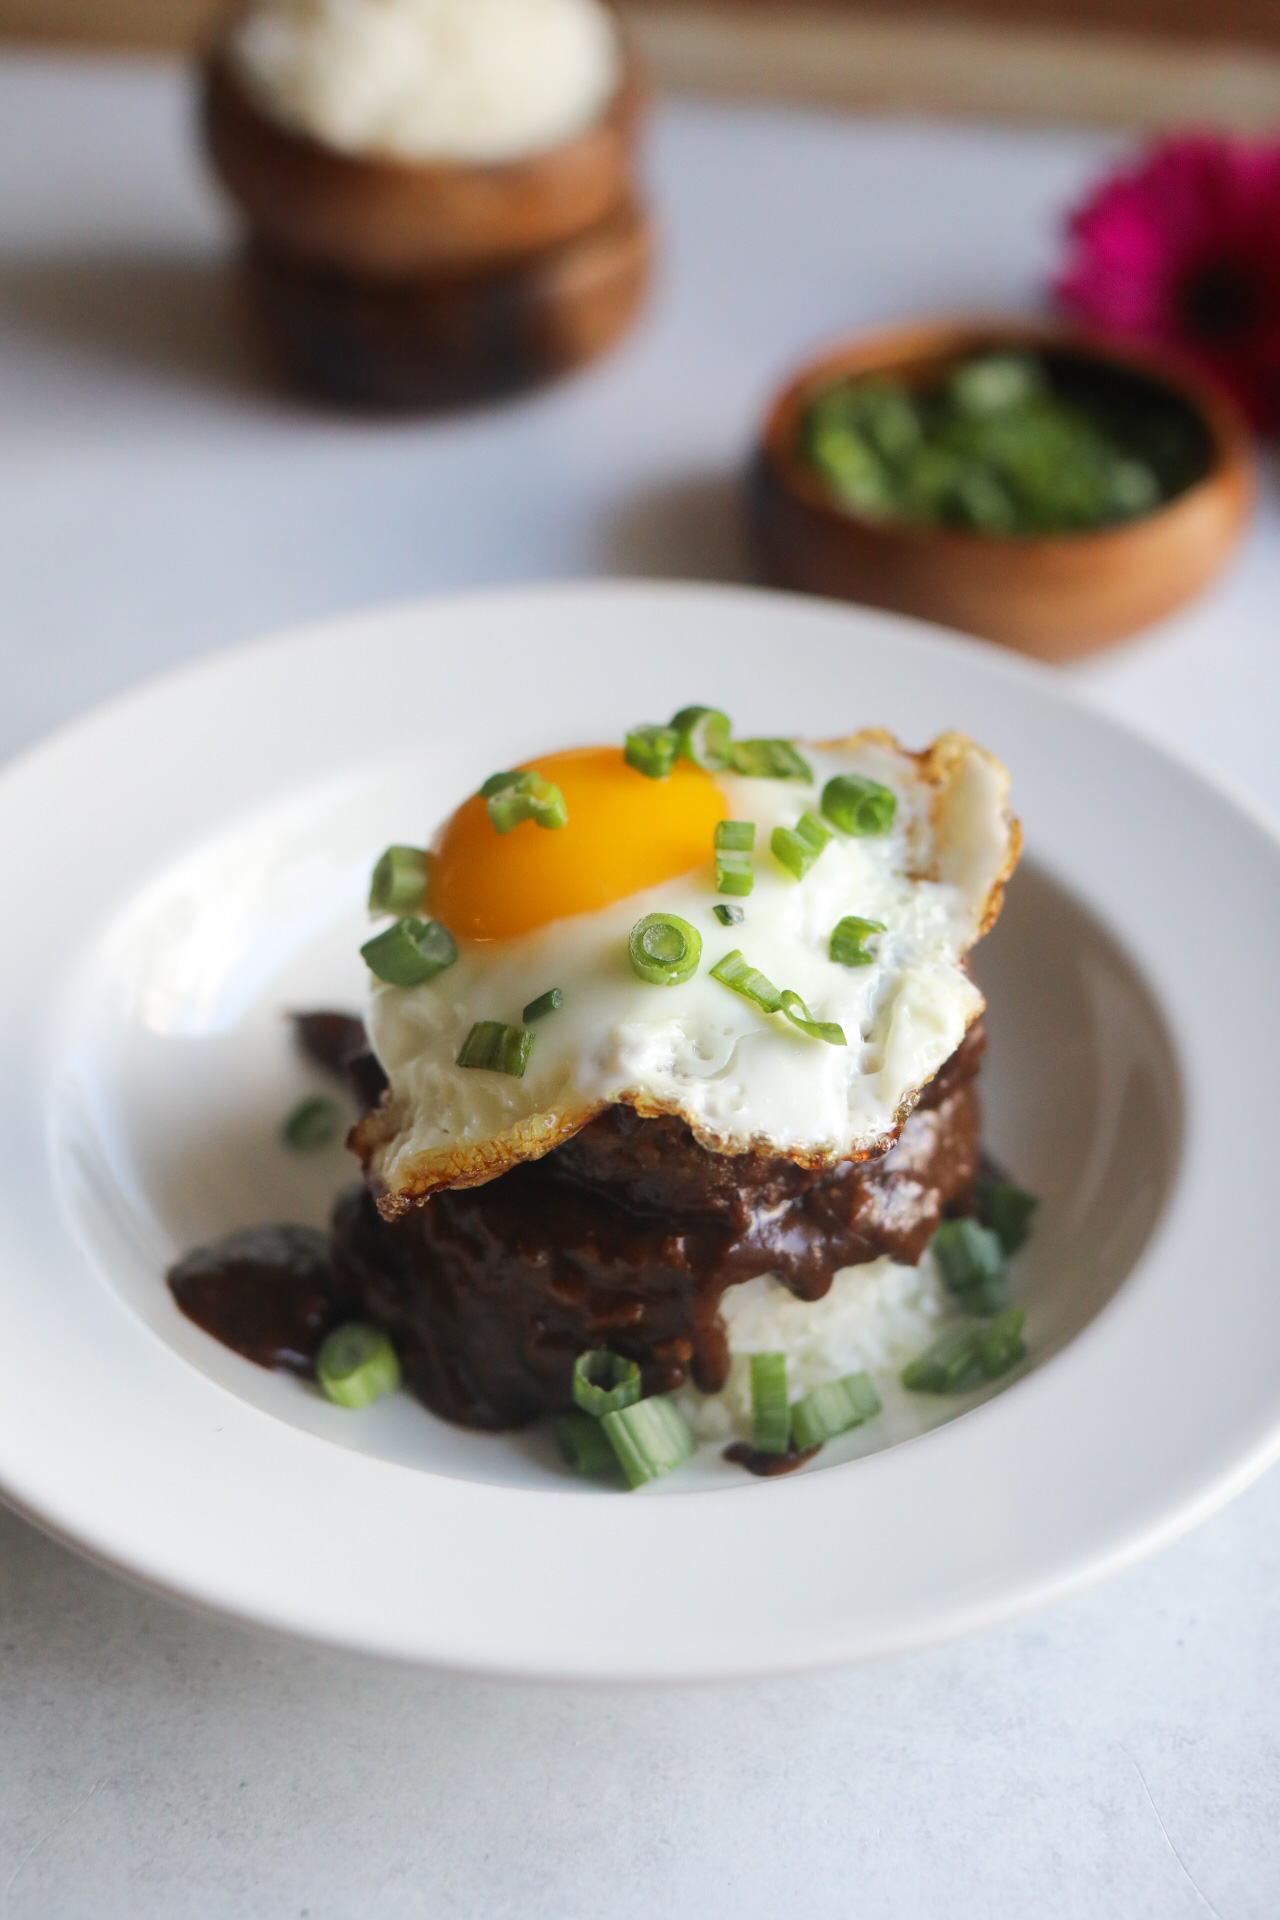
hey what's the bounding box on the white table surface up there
[1,51,1278,1919]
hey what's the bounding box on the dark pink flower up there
[1055,135,1280,429]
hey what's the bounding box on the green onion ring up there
[456,1020,534,1077]
[900,1322,984,1394]
[779,989,846,1046]
[522,987,563,1022]
[976,1307,1026,1379]
[281,1095,342,1152]
[361,916,458,987]
[821,773,897,836]
[554,1410,620,1478]
[710,949,782,1014]
[749,1353,790,1455]
[713,903,744,926]
[316,1323,402,1409]
[572,1350,643,1417]
[771,810,833,881]
[368,844,429,915]
[930,1218,1007,1315]
[601,1395,695,1488]
[829,915,886,967]
[628,912,702,985]
[625,726,679,780]
[728,739,813,781]
[789,1372,881,1450]
[671,705,732,771]
[482,770,569,834]
[977,1179,1038,1255]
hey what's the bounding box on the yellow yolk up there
[427,746,729,940]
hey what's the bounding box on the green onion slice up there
[368,844,428,916]
[625,725,679,780]
[457,1020,533,1076]
[715,852,754,896]
[316,1323,401,1409]
[790,1371,882,1450]
[522,987,563,1022]
[602,1395,695,1488]
[931,1218,1007,1315]
[977,1307,1026,1379]
[628,912,702,985]
[554,1409,620,1478]
[482,770,569,834]
[361,916,458,987]
[713,903,744,926]
[771,811,833,881]
[749,1353,790,1454]
[572,1349,643,1417]
[281,1095,341,1152]
[779,989,846,1046]
[900,1322,983,1394]
[821,772,897,836]
[729,739,813,781]
[671,705,732,771]
[830,914,886,967]
[710,949,782,1015]
[714,818,755,897]
[977,1179,1038,1254]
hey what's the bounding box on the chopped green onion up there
[977,1179,1038,1255]
[316,1323,401,1409]
[554,1409,620,1478]
[572,1350,642,1417]
[628,912,702,985]
[522,987,563,1022]
[749,1353,790,1454]
[729,739,813,781]
[829,914,886,967]
[821,773,897,836]
[779,989,845,1046]
[977,1307,1026,1379]
[625,725,679,780]
[790,1371,882,1449]
[281,1095,341,1152]
[771,811,833,881]
[714,818,755,896]
[713,903,744,926]
[482,770,568,834]
[368,844,428,916]
[931,1218,1007,1315]
[900,1321,983,1394]
[361,916,458,987]
[710,949,782,1014]
[457,1020,533,1076]
[671,705,731,771]
[602,1395,695,1488]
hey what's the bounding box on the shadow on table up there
[0,249,267,399]
[599,470,762,586]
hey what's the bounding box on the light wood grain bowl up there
[245,198,652,411]
[202,34,646,279]
[750,318,1255,660]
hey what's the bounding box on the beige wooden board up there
[2,0,1280,128]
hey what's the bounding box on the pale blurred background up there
[1,0,1278,129]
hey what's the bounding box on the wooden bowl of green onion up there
[749,317,1255,660]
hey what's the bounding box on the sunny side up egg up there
[354,730,1019,1211]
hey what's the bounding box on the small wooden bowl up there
[202,37,646,280]
[245,198,652,411]
[750,319,1255,660]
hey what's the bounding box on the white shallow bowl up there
[2,580,1278,1680]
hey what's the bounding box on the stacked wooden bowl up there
[201,34,651,410]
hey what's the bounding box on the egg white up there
[355,730,1017,1210]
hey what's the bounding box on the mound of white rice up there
[675,1252,952,1443]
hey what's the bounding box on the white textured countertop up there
[1,52,1277,1919]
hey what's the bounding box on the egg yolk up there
[427,746,729,940]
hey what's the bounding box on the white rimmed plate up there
[2,580,1278,1680]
